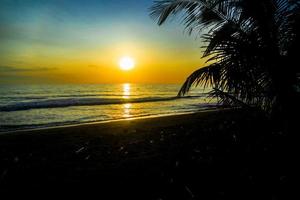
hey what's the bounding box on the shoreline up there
[0,108,225,135]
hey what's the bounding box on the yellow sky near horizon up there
[1,40,206,84]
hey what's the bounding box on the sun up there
[119,56,135,71]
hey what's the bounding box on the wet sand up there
[0,109,288,199]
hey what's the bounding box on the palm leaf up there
[178,63,222,96]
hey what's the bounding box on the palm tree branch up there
[150,0,240,30]
[177,63,222,96]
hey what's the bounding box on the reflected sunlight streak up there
[122,83,131,99]
[123,103,132,118]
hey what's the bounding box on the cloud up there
[88,64,99,68]
[0,66,58,84]
[0,74,55,84]
[0,66,57,72]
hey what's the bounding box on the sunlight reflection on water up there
[123,103,132,118]
[122,83,130,99]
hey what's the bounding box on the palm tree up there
[150,0,300,116]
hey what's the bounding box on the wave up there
[0,93,141,101]
[0,96,207,112]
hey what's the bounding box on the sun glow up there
[119,56,135,71]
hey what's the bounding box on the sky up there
[0,0,206,84]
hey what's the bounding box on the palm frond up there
[209,88,252,108]
[178,63,222,96]
[149,0,238,35]
[150,0,204,25]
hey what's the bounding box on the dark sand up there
[0,109,288,199]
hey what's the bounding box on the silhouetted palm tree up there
[150,0,300,115]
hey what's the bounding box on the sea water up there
[0,84,218,132]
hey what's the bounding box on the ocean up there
[0,84,218,133]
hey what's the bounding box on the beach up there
[0,0,296,199]
[0,109,288,199]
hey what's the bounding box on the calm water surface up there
[0,84,217,132]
